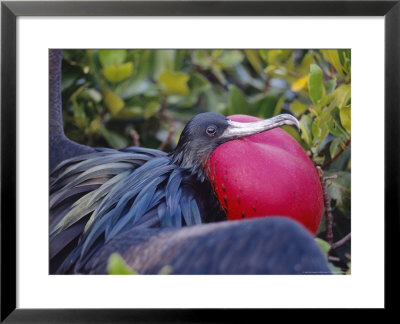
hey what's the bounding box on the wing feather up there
[49,146,223,274]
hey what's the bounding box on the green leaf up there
[251,95,277,118]
[144,101,160,119]
[174,49,187,71]
[98,50,127,67]
[188,73,211,94]
[282,125,304,147]
[217,50,244,68]
[296,52,315,76]
[326,171,351,211]
[324,79,336,95]
[320,50,344,77]
[84,88,102,103]
[329,137,342,158]
[73,116,88,130]
[88,117,101,135]
[158,70,190,95]
[158,265,173,275]
[100,127,128,150]
[153,50,176,79]
[319,84,351,139]
[340,105,351,132]
[134,50,153,80]
[258,49,268,62]
[211,65,226,85]
[114,106,143,119]
[312,117,322,142]
[273,95,285,116]
[192,50,212,69]
[290,99,308,117]
[315,238,331,255]
[203,87,228,114]
[299,114,313,147]
[103,62,134,83]
[291,76,308,92]
[61,68,81,91]
[72,102,88,130]
[244,50,263,73]
[331,84,351,110]
[103,87,125,116]
[228,85,248,115]
[315,238,343,274]
[210,49,222,59]
[328,107,349,138]
[308,64,324,106]
[338,49,351,75]
[266,49,291,65]
[107,253,137,275]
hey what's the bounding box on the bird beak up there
[221,114,300,140]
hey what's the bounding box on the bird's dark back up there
[49,146,225,274]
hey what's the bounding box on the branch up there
[317,166,334,245]
[157,96,175,151]
[328,256,341,262]
[130,130,140,147]
[330,233,351,251]
[158,125,175,151]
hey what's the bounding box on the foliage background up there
[61,49,351,273]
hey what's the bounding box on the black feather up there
[50,147,224,274]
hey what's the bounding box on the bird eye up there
[206,125,217,137]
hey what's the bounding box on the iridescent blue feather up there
[50,146,224,273]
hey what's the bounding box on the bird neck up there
[49,49,65,138]
[49,49,95,171]
[169,144,211,183]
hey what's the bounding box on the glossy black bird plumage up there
[50,144,225,273]
[86,217,331,275]
[49,49,331,275]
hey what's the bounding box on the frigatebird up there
[49,49,331,275]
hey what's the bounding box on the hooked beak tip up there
[281,114,301,132]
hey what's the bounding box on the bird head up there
[170,112,300,181]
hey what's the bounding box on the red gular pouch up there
[207,114,323,235]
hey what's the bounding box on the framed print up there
[1,0,399,321]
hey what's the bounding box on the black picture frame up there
[1,0,398,321]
